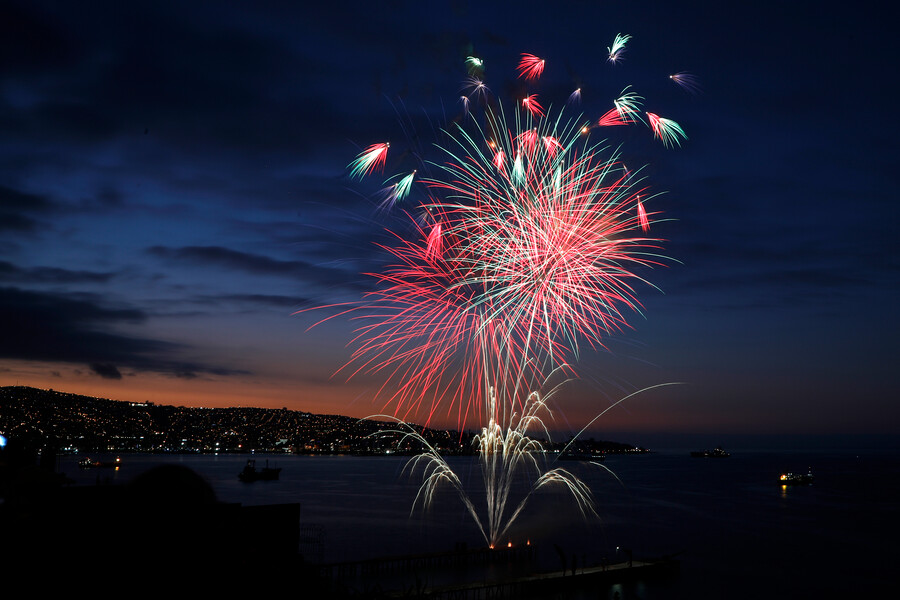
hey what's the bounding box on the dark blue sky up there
[1,0,897,443]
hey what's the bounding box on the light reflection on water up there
[56,450,899,598]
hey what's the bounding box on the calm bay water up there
[57,449,899,598]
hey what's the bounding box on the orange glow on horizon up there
[0,359,377,416]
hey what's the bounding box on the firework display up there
[345,48,686,424]
[334,39,692,546]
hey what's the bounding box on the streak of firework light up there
[516,53,546,80]
[460,95,470,118]
[464,76,490,101]
[522,94,545,118]
[568,88,581,105]
[647,112,688,148]
[392,171,416,202]
[516,128,539,153]
[614,87,643,122]
[466,56,484,73]
[471,382,595,546]
[512,151,525,184]
[669,71,701,94]
[607,33,631,63]
[597,108,627,127]
[377,170,417,211]
[637,197,649,232]
[493,149,506,171]
[348,142,389,179]
[426,221,442,261]
[542,136,563,157]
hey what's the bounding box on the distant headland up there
[0,385,649,456]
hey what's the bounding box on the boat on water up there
[780,471,814,485]
[238,459,281,482]
[78,456,122,469]
[690,447,730,458]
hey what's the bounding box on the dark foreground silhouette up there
[1,442,325,595]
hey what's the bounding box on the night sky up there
[2,1,898,445]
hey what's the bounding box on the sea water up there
[56,449,899,598]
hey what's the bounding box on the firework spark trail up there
[348,142,389,179]
[460,95,470,118]
[637,196,650,232]
[472,361,597,545]
[521,94,545,118]
[542,135,563,157]
[613,87,643,122]
[516,53,546,80]
[647,112,688,148]
[377,170,417,210]
[597,108,627,127]
[669,72,701,94]
[463,76,490,101]
[607,33,631,63]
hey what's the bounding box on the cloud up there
[90,362,122,380]
[148,245,296,274]
[0,261,116,284]
[147,245,360,291]
[0,185,55,234]
[0,2,348,157]
[212,293,310,309]
[0,286,245,378]
[0,213,38,234]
